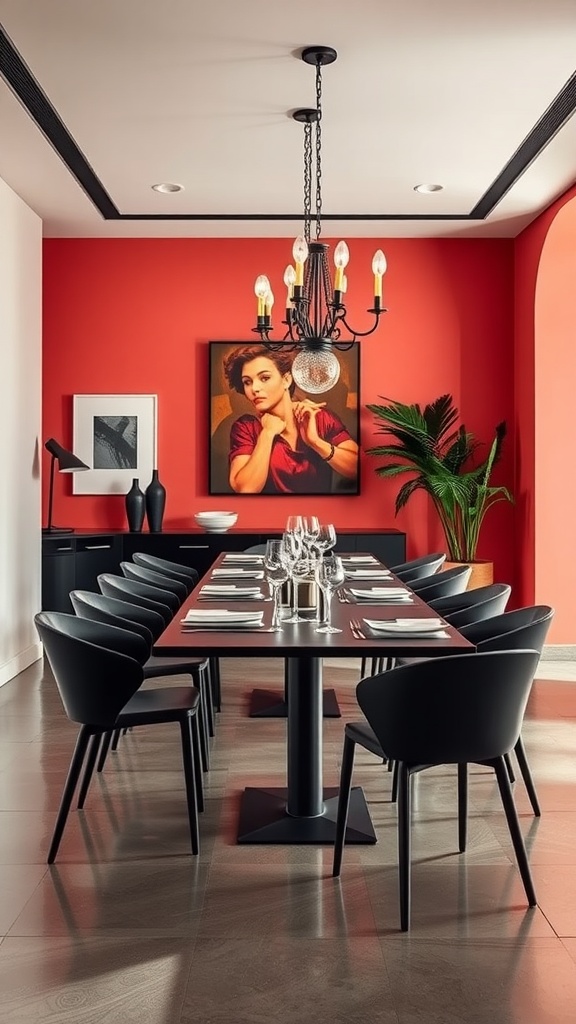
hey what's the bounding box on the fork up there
[349,618,366,639]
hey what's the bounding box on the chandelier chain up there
[315,62,323,240]
[303,121,312,245]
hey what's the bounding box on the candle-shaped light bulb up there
[292,236,308,287]
[254,274,270,317]
[371,249,387,298]
[265,289,274,315]
[334,240,349,291]
[283,265,296,306]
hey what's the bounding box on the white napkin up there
[222,553,264,562]
[181,609,264,626]
[201,584,262,594]
[340,556,379,564]
[345,570,392,580]
[212,569,264,579]
[363,617,448,638]
[350,588,412,602]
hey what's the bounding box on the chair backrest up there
[132,552,198,590]
[390,553,446,583]
[460,605,554,655]
[35,611,144,727]
[244,544,267,554]
[70,590,156,646]
[428,583,511,621]
[120,562,187,603]
[97,574,176,623]
[410,564,472,600]
[357,650,541,765]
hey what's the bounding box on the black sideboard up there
[42,528,406,612]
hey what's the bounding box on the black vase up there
[145,469,166,533]
[125,478,145,532]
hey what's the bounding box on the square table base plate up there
[248,688,341,718]
[237,786,376,844]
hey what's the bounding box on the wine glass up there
[312,523,337,556]
[264,540,289,632]
[315,554,345,634]
[281,531,307,623]
[285,515,304,541]
[302,516,320,555]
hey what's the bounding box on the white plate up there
[350,588,409,598]
[211,570,264,579]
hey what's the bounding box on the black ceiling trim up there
[1,22,575,224]
[0,23,120,219]
[471,71,576,219]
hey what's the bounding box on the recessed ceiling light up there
[414,183,444,194]
[151,182,184,194]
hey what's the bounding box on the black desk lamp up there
[43,438,89,534]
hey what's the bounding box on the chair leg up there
[77,733,101,809]
[493,756,537,907]
[514,735,541,817]
[111,728,122,751]
[179,715,200,855]
[457,762,467,852]
[397,762,412,931]
[202,664,215,737]
[360,657,367,678]
[96,731,113,773]
[391,760,399,801]
[48,726,92,864]
[191,713,204,813]
[332,734,356,877]
[210,657,221,712]
[504,751,516,784]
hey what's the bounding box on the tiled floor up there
[0,654,575,1022]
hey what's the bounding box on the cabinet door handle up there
[83,544,112,550]
[178,544,210,550]
[57,546,73,552]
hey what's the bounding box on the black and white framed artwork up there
[72,394,157,494]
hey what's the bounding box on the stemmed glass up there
[302,516,320,555]
[264,540,289,632]
[311,523,337,557]
[281,531,306,623]
[315,554,346,634]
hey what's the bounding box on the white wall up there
[0,177,42,685]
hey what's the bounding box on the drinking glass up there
[285,515,304,541]
[312,523,337,556]
[302,516,320,555]
[315,554,346,634]
[264,540,289,632]
[281,531,307,623]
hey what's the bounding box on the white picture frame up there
[73,394,158,495]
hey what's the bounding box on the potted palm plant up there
[365,393,513,588]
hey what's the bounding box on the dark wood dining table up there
[152,552,476,845]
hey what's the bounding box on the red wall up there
[43,236,515,582]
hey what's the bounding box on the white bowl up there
[194,511,238,532]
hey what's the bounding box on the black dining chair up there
[129,556,222,715]
[428,583,511,627]
[98,573,180,620]
[388,552,446,583]
[458,605,555,816]
[243,544,267,554]
[332,649,541,931]
[35,611,203,863]
[120,562,188,605]
[410,564,472,600]
[132,552,198,592]
[70,589,213,770]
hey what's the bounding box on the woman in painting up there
[222,344,358,494]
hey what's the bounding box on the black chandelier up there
[252,45,387,393]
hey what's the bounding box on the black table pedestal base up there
[249,688,341,718]
[237,786,376,844]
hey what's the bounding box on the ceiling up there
[1,0,575,239]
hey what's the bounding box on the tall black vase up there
[145,469,166,533]
[125,478,145,532]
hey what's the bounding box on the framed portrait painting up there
[209,342,360,496]
[72,394,157,495]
